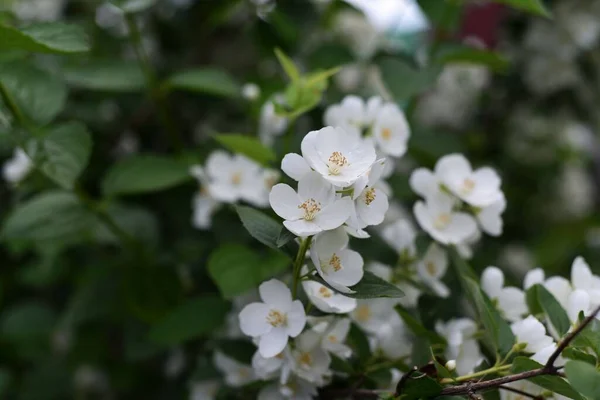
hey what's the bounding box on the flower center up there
[298,352,313,367]
[461,178,475,195]
[238,368,250,378]
[322,253,343,274]
[426,261,437,276]
[231,172,242,185]
[355,304,371,322]
[319,286,333,298]
[328,335,338,343]
[381,127,392,140]
[364,187,376,205]
[266,309,287,327]
[298,198,321,221]
[328,151,349,175]
[433,213,451,229]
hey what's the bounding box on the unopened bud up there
[445,359,456,371]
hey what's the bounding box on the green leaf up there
[0,62,67,124]
[565,360,600,399]
[0,301,55,343]
[1,190,95,243]
[530,284,571,336]
[434,45,510,73]
[166,68,239,98]
[308,44,354,70]
[62,61,145,92]
[430,348,453,379]
[397,373,442,400]
[511,357,584,400]
[494,0,550,17]
[94,203,159,245]
[148,296,229,346]
[572,319,600,358]
[235,205,298,258]
[214,134,276,165]
[347,322,371,364]
[377,56,441,103]
[330,353,354,374]
[274,48,300,81]
[26,121,92,189]
[562,347,597,365]
[310,270,404,299]
[101,155,192,196]
[109,0,157,13]
[416,0,463,31]
[207,244,290,299]
[0,22,90,54]
[449,248,515,355]
[396,305,446,344]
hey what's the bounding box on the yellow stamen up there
[329,253,342,272]
[426,262,437,276]
[461,178,475,194]
[355,304,371,322]
[328,151,349,175]
[266,310,287,327]
[433,213,451,229]
[364,187,376,205]
[328,335,338,343]
[319,286,333,298]
[298,198,321,221]
[298,352,313,367]
[381,127,392,140]
[231,172,242,185]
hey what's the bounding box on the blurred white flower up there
[373,313,412,359]
[241,82,261,101]
[190,166,220,230]
[257,377,318,400]
[290,330,332,385]
[213,351,255,387]
[417,243,449,298]
[189,380,219,400]
[238,279,306,358]
[476,194,506,236]
[270,172,352,237]
[436,318,483,375]
[259,99,288,146]
[333,10,379,59]
[555,164,595,219]
[13,0,65,21]
[314,318,352,359]
[301,126,376,187]
[3,148,33,185]
[310,228,364,293]
[511,316,554,353]
[371,103,410,157]
[380,219,417,259]
[251,346,292,381]
[302,279,357,314]
[481,266,527,322]
[367,262,421,308]
[350,298,397,333]
[95,2,128,36]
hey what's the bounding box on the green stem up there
[125,14,183,152]
[440,364,512,384]
[291,237,312,299]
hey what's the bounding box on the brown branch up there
[498,384,543,400]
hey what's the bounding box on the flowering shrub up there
[1,0,600,399]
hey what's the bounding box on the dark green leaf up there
[109,0,157,13]
[0,62,67,124]
[562,347,597,365]
[149,297,229,345]
[396,305,446,344]
[565,360,600,399]
[430,348,453,379]
[378,57,441,103]
[62,61,145,92]
[397,373,442,400]
[94,203,159,245]
[531,284,571,336]
[207,244,289,299]
[494,0,550,17]
[102,155,192,196]
[276,227,295,247]
[511,357,584,400]
[572,319,600,358]
[310,270,404,299]
[27,121,92,189]
[166,68,239,97]
[417,0,463,31]
[0,301,55,342]
[235,205,298,258]
[0,22,89,54]
[214,134,276,165]
[330,353,354,374]
[308,44,354,70]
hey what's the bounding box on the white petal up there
[435,153,471,190]
[313,227,349,256]
[481,266,504,299]
[409,168,438,199]
[281,153,312,181]
[315,197,353,231]
[269,184,302,221]
[544,277,572,309]
[239,303,271,337]
[301,130,328,175]
[259,279,293,307]
[524,268,545,290]
[207,182,239,203]
[443,212,478,245]
[567,289,590,322]
[497,287,528,322]
[286,300,306,337]
[259,328,289,358]
[283,219,322,237]
[325,249,364,287]
[297,171,335,205]
[205,150,233,181]
[356,187,389,226]
[571,256,593,291]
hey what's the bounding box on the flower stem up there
[440,364,511,384]
[291,237,312,299]
[125,14,183,152]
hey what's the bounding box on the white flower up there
[544,276,572,309]
[259,100,288,146]
[435,154,503,207]
[238,279,306,358]
[350,298,397,334]
[269,172,353,237]
[372,103,410,157]
[455,228,481,260]
[417,243,450,298]
[190,166,220,230]
[291,330,332,385]
[347,158,390,231]
[189,380,219,400]
[414,192,478,245]
[257,378,318,400]
[315,318,352,359]
[251,347,292,382]
[13,0,65,22]
[213,351,255,387]
[241,83,261,100]
[511,316,554,353]
[203,151,265,206]
[301,126,376,187]
[373,314,413,359]
[571,257,600,303]
[3,148,33,184]
[381,219,417,258]
[531,343,565,366]
[567,289,591,323]
[310,228,364,293]
[476,194,506,236]
[302,279,357,314]
[523,268,545,290]
[436,318,483,375]
[367,262,422,308]
[324,95,367,134]
[281,153,312,181]
[481,266,527,322]
[95,2,127,36]
[409,167,440,200]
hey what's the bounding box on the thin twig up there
[498,384,543,400]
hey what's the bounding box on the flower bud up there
[445,359,457,371]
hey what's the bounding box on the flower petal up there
[281,153,312,181]
[259,327,289,358]
[259,279,292,307]
[286,300,307,337]
[239,303,271,337]
[315,197,353,231]
[297,171,335,205]
[283,219,322,237]
[269,184,302,220]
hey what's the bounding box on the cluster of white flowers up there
[189,152,279,229]
[410,153,505,248]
